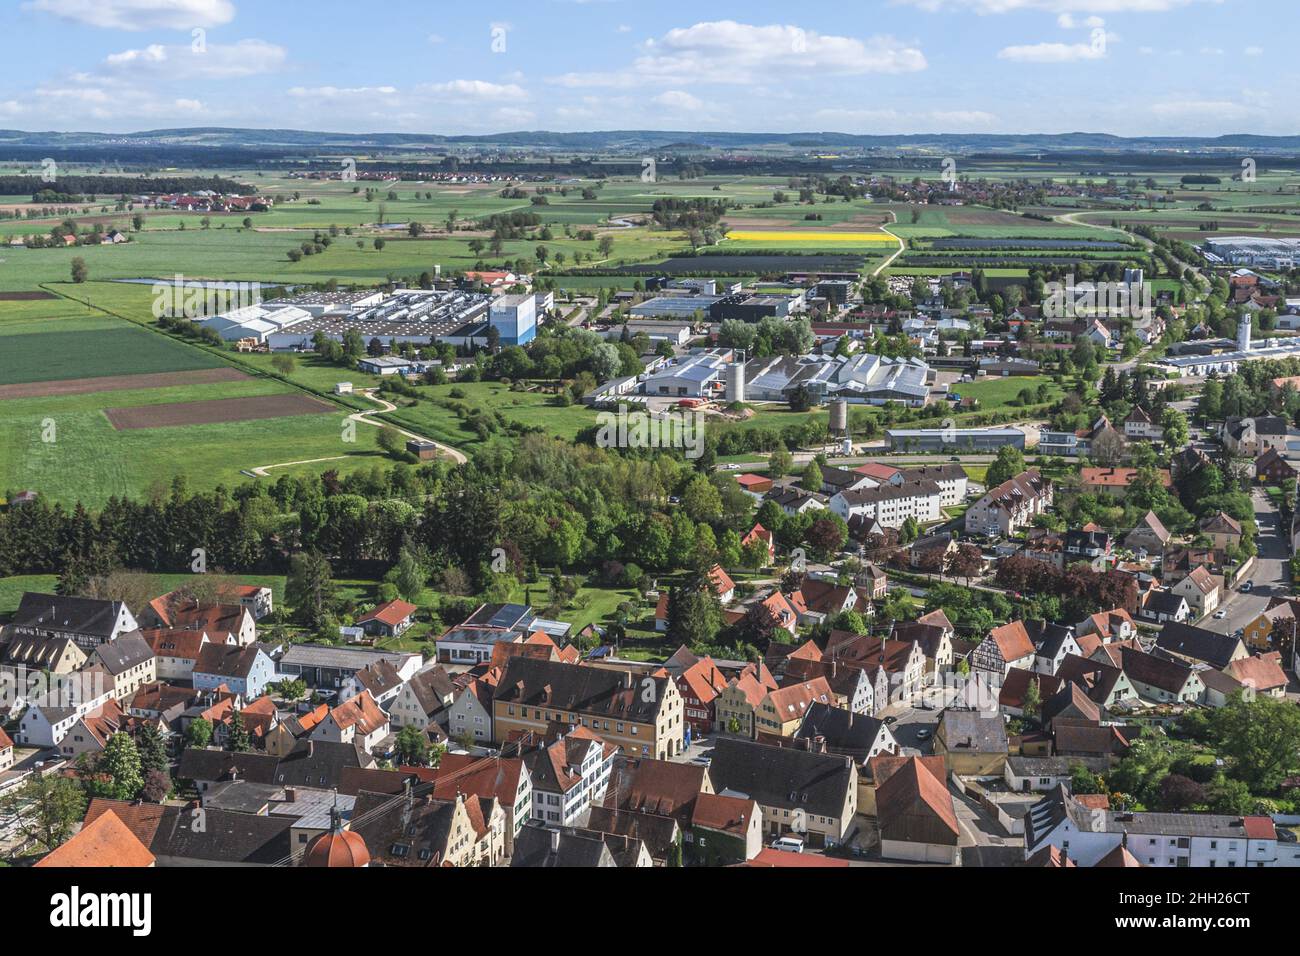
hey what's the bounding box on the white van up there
[771,837,804,854]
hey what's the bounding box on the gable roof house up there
[793,702,898,770]
[446,667,500,746]
[875,756,960,865]
[355,599,419,639]
[1155,622,1248,670]
[88,633,157,701]
[35,809,155,869]
[1124,510,1172,557]
[1054,654,1138,709]
[389,665,458,731]
[11,593,139,650]
[964,470,1052,537]
[1024,620,1082,676]
[311,691,391,754]
[492,657,684,760]
[708,737,858,848]
[141,594,256,645]
[192,642,276,700]
[972,621,1038,685]
[1118,647,1205,704]
[1171,566,1224,620]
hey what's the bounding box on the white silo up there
[726,362,746,403]
[1238,315,1252,353]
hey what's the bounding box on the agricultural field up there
[0,285,394,506]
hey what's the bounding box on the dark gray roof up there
[509,823,617,868]
[92,632,154,676]
[194,642,268,679]
[351,789,458,867]
[179,739,370,790]
[794,702,888,764]
[585,806,681,860]
[1156,623,1244,670]
[1120,647,1196,694]
[14,593,127,638]
[151,805,293,864]
[938,710,1008,754]
[707,737,854,819]
[494,657,670,724]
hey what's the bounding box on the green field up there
[0,325,222,386]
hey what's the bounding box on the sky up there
[0,0,1291,137]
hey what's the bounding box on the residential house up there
[492,658,685,759]
[1025,620,1082,676]
[522,727,617,828]
[934,710,1009,776]
[1123,406,1164,442]
[972,621,1038,685]
[1156,622,1248,670]
[794,702,898,768]
[88,633,157,701]
[1138,589,1190,625]
[1255,447,1300,485]
[1198,511,1244,551]
[1080,467,1173,498]
[687,793,763,865]
[1124,510,1172,557]
[192,643,275,700]
[964,470,1053,537]
[10,593,139,651]
[740,523,776,564]
[1172,566,1224,620]
[355,599,419,639]
[34,809,155,869]
[447,667,500,746]
[708,737,858,848]
[1224,653,1289,699]
[312,691,391,754]
[416,754,533,853]
[753,678,835,738]
[389,665,457,732]
[351,789,495,868]
[1024,785,1300,867]
[1117,647,1205,704]
[1054,654,1138,709]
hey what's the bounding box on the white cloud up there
[24,0,236,30]
[427,33,445,45]
[897,0,1213,12]
[288,86,399,99]
[653,90,705,111]
[103,39,286,78]
[998,37,1110,62]
[551,20,925,88]
[419,79,528,100]
[1244,45,1264,56]
[1200,46,1225,55]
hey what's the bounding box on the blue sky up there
[0,0,1290,136]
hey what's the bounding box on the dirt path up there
[871,213,906,277]
[245,388,466,476]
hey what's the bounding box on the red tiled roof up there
[356,599,418,628]
[744,847,849,867]
[35,810,154,868]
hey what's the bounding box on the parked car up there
[1214,609,1228,619]
[771,836,804,854]
[1240,580,1254,593]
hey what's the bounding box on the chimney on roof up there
[284,787,296,803]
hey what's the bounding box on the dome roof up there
[303,827,370,868]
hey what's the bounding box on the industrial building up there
[200,289,494,351]
[886,427,1026,453]
[489,293,538,346]
[1202,236,1300,270]
[1156,315,1300,376]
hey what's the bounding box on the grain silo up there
[725,362,746,403]
[829,399,849,434]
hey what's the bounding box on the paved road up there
[1202,488,1289,636]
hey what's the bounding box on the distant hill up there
[1,127,1300,154]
